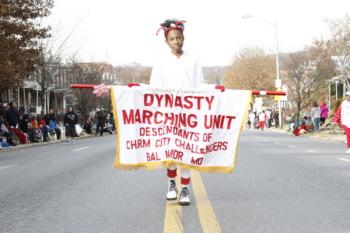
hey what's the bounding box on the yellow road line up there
[163,176,183,233]
[191,170,222,233]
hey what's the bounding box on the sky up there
[46,0,350,67]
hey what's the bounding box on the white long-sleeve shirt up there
[150,51,204,89]
[341,100,350,127]
[258,112,267,122]
[310,107,321,119]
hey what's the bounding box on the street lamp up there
[242,14,282,128]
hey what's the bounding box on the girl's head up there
[157,19,186,55]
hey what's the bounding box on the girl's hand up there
[93,84,109,96]
[215,85,225,92]
[128,83,141,88]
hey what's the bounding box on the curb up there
[0,134,94,153]
[265,127,345,143]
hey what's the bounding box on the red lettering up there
[204,115,236,129]
[206,96,215,110]
[122,109,135,124]
[164,94,173,108]
[225,116,236,129]
[222,141,228,150]
[191,157,203,165]
[146,152,161,161]
[183,96,194,109]
[142,110,152,124]
[193,96,204,110]
[188,114,198,128]
[155,94,164,107]
[154,111,162,124]
[174,96,183,108]
[140,127,151,136]
[165,149,183,161]
[144,94,154,106]
[126,139,150,149]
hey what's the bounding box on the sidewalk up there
[0,134,94,153]
[265,126,345,143]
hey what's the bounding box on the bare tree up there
[282,42,336,117]
[327,14,350,88]
[224,47,276,91]
[115,64,151,85]
[33,22,80,113]
[73,62,112,120]
[203,67,225,84]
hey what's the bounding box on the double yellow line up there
[163,171,222,233]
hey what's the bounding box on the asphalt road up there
[1,130,350,233]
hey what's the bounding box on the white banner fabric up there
[111,85,251,173]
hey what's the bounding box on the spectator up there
[265,109,272,128]
[28,115,43,143]
[293,120,307,136]
[272,110,279,128]
[18,111,29,133]
[84,116,93,135]
[341,91,350,153]
[0,100,6,119]
[45,109,61,140]
[0,118,15,147]
[249,111,256,129]
[258,110,267,131]
[5,102,19,127]
[109,110,115,131]
[38,116,49,142]
[64,107,78,143]
[310,102,321,132]
[96,108,107,136]
[40,110,45,120]
[30,115,39,129]
[320,102,329,126]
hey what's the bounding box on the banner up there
[111,86,251,173]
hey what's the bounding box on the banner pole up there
[70,84,287,96]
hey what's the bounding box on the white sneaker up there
[178,187,190,206]
[166,180,178,200]
[346,149,350,154]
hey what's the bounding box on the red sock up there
[181,177,190,185]
[167,168,177,178]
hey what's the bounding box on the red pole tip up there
[70,84,95,89]
[251,90,286,96]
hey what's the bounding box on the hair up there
[313,102,318,107]
[157,19,185,38]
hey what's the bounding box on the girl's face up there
[166,29,184,55]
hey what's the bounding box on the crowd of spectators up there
[1,99,115,148]
[248,109,280,130]
[0,100,62,148]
